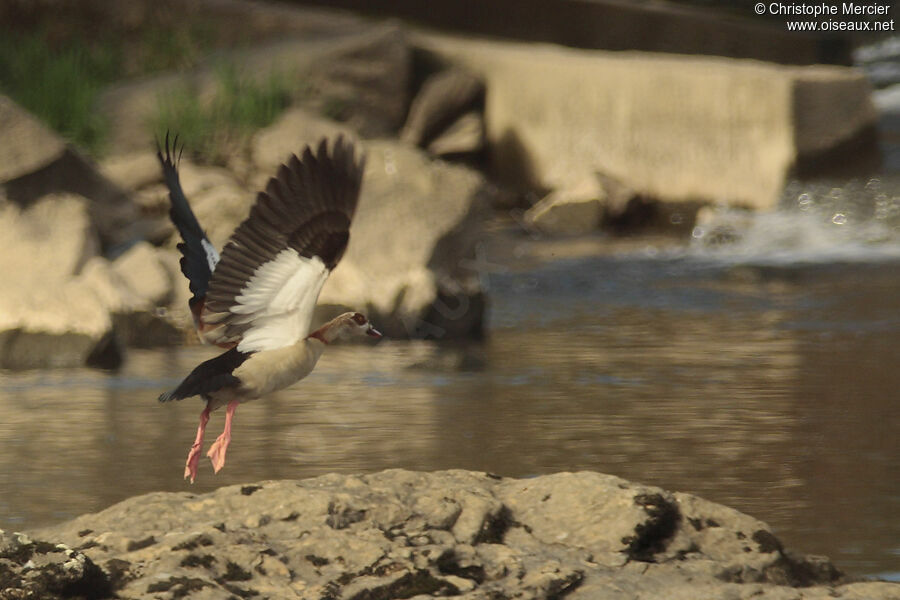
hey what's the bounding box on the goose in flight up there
[156,134,380,483]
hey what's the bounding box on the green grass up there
[0,18,218,156]
[0,16,288,161]
[0,30,120,154]
[150,64,293,164]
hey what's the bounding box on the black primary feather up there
[158,347,250,403]
[156,131,217,308]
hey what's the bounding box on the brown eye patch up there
[351,313,367,325]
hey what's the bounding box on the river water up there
[0,177,898,581]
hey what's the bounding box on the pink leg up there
[184,404,211,484]
[206,400,239,474]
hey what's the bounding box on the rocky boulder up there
[417,34,878,212]
[25,470,899,600]
[319,140,491,339]
[0,195,182,368]
[401,68,486,160]
[98,151,162,193]
[524,178,605,236]
[110,241,174,308]
[0,195,121,369]
[107,242,184,348]
[0,530,112,600]
[0,95,144,251]
[249,106,356,187]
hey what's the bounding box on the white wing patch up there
[201,238,220,272]
[232,249,329,353]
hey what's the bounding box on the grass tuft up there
[0,14,218,156]
[0,30,119,154]
[150,63,293,164]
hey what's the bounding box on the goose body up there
[156,134,379,482]
[236,338,325,401]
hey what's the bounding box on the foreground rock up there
[418,33,878,212]
[0,531,112,599]
[22,470,896,600]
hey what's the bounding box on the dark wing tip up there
[156,130,184,169]
[332,134,365,179]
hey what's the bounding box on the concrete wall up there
[420,34,877,210]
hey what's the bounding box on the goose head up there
[317,311,382,343]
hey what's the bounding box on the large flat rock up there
[418,34,878,211]
[23,470,898,599]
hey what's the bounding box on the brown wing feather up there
[200,136,365,347]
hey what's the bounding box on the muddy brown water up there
[1,231,897,581]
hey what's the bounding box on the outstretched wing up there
[199,136,364,353]
[156,132,220,314]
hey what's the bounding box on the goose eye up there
[351,312,367,326]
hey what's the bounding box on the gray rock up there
[0,195,124,369]
[425,111,485,159]
[318,140,491,339]
[0,530,112,599]
[98,151,162,192]
[26,470,898,600]
[107,243,184,348]
[110,241,174,308]
[0,195,180,366]
[249,107,355,183]
[0,194,99,282]
[0,95,144,251]
[0,329,121,371]
[306,24,411,138]
[174,164,251,251]
[401,69,486,158]
[0,96,66,183]
[524,179,605,236]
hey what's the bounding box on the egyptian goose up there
[155,134,380,483]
